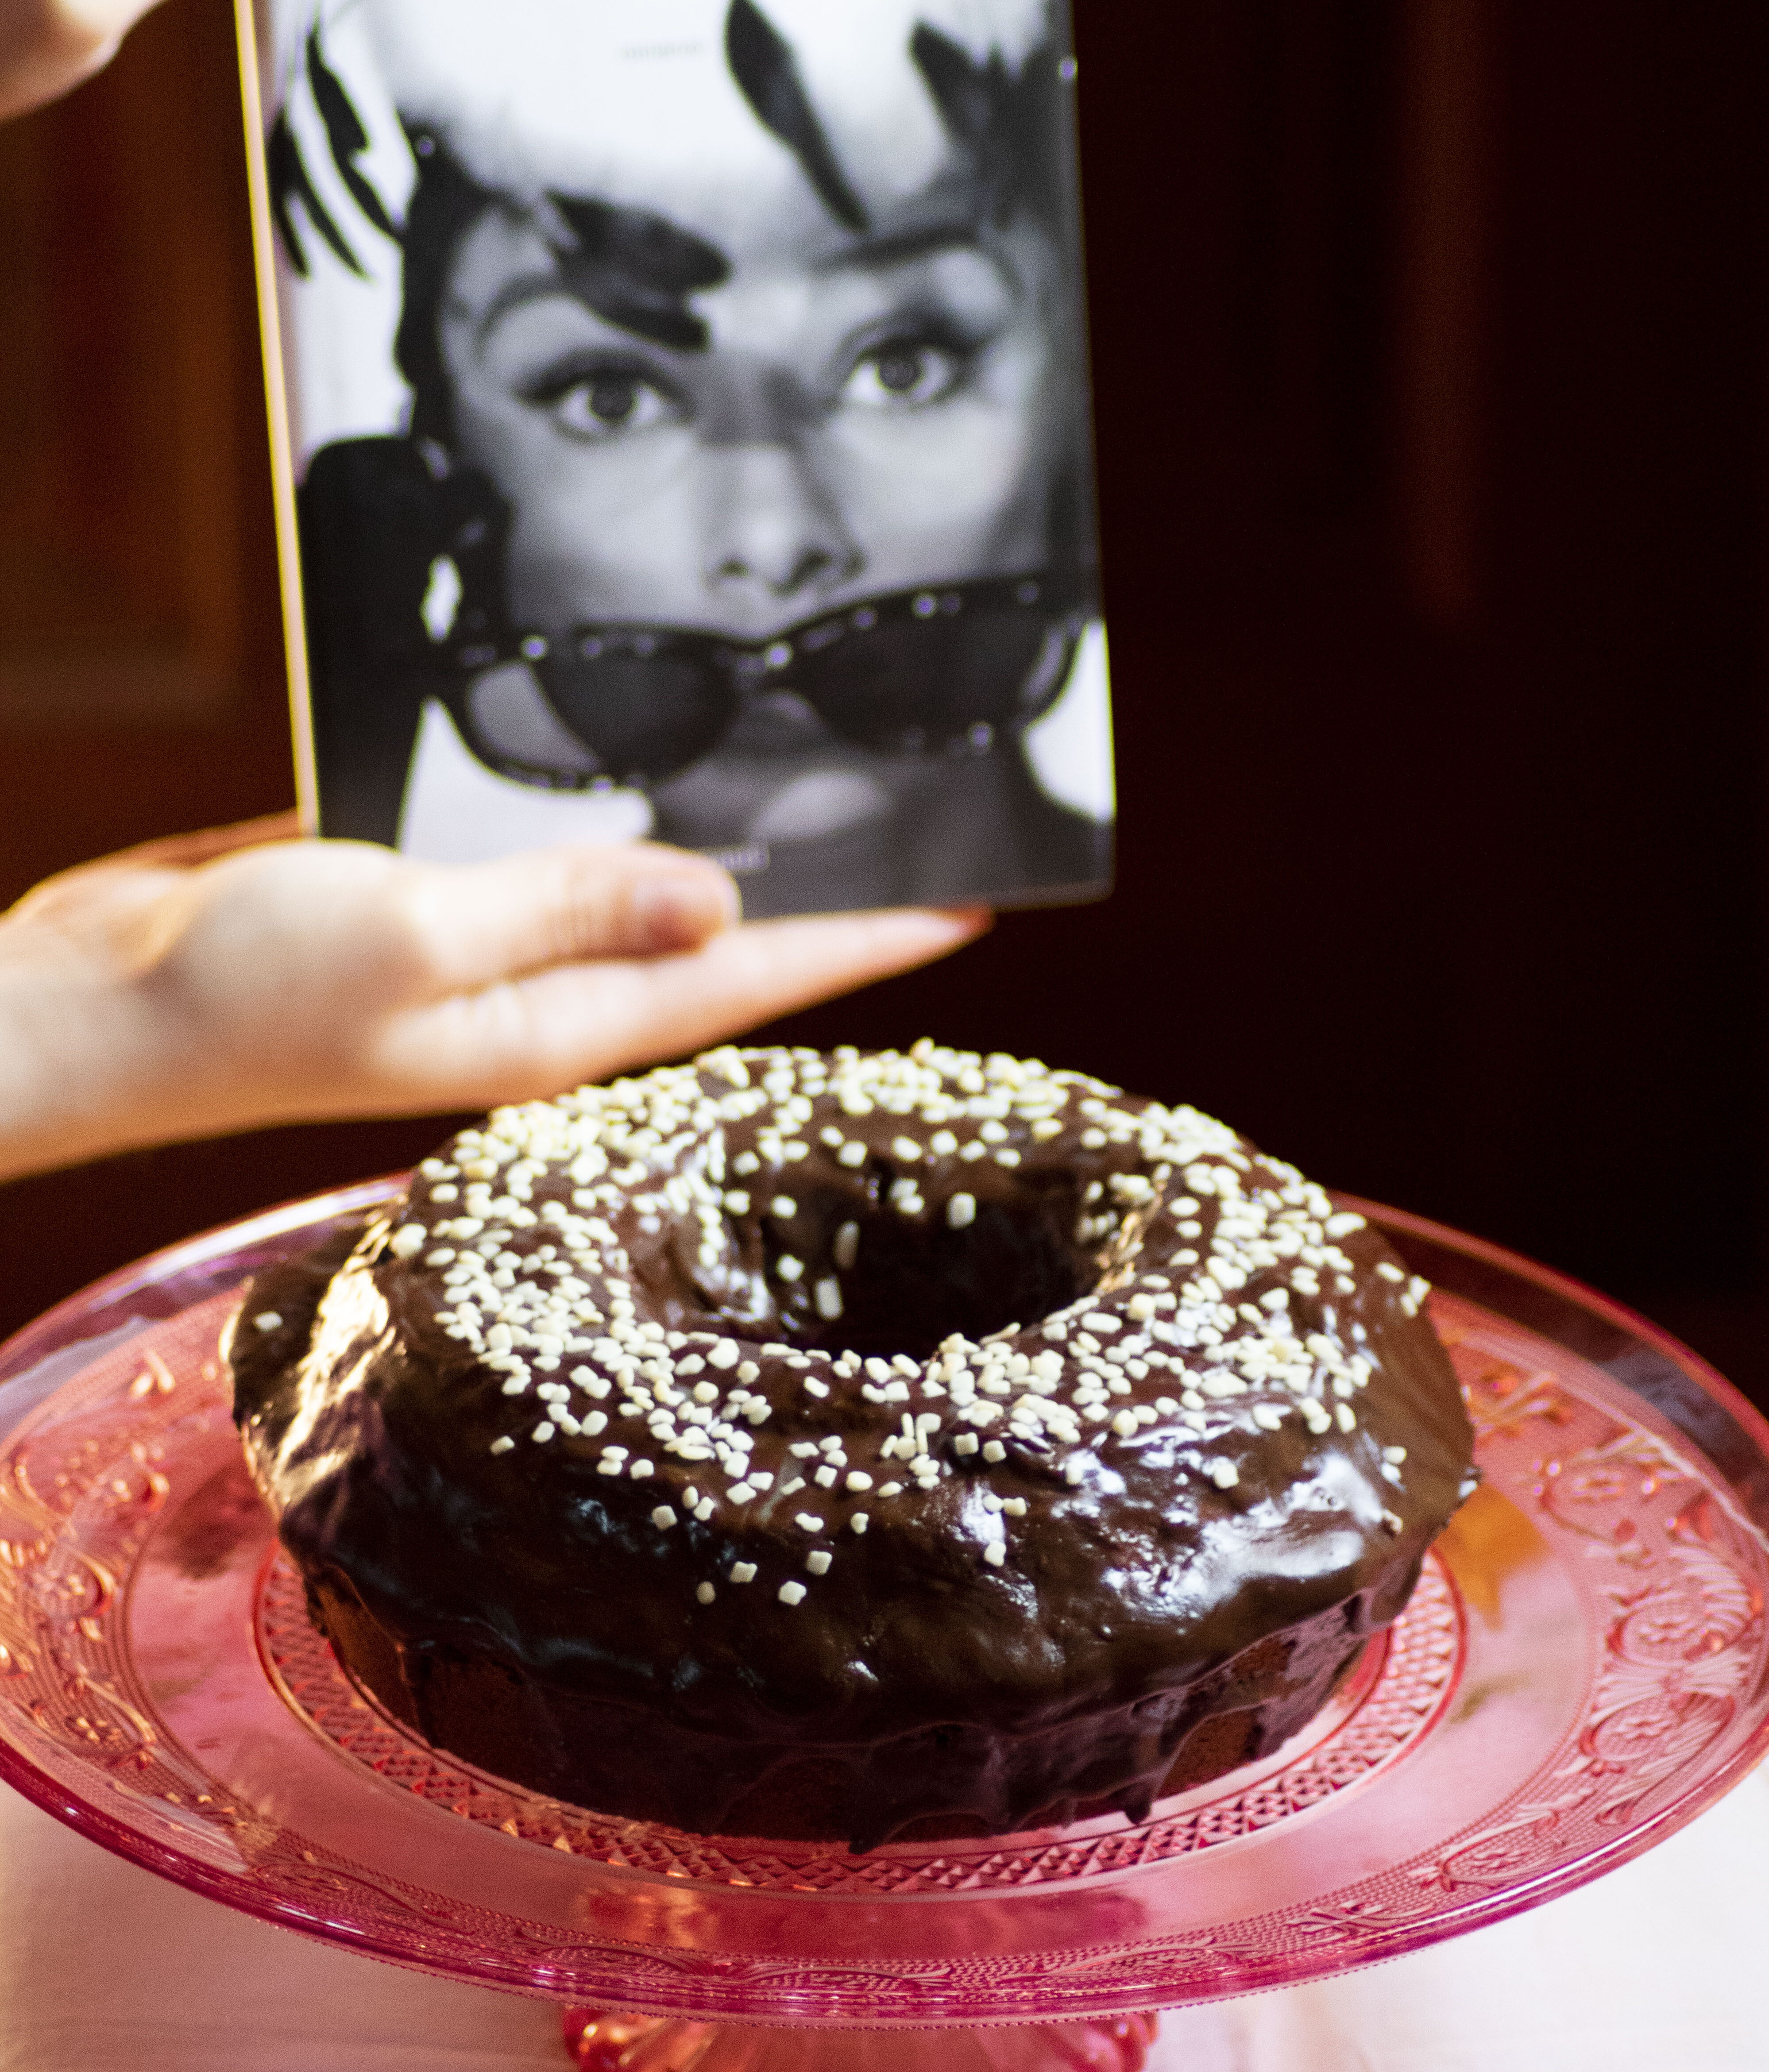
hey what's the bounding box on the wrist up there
[0,907,207,1183]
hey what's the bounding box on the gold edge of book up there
[233,0,319,836]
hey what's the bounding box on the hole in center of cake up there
[736,1172,1098,1360]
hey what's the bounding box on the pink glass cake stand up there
[0,1184,1767,2072]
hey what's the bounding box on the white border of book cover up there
[246,0,1113,916]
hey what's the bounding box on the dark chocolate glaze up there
[230,1047,1476,1849]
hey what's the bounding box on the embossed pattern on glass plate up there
[0,1185,1762,2024]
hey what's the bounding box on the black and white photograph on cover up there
[266,0,1113,918]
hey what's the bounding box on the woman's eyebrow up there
[475,272,586,347]
[816,223,981,274]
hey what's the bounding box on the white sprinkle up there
[878,1482,904,1497]
[845,1471,874,1491]
[776,1256,804,1283]
[1065,1458,1086,1484]
[253,1312,283,1333]
[1383,1445,1409,1464]
[838,1142,867,1169]
[806,1551,833,1575]
[947,1192,978,1231]
[650,1505,677,1530]
[984,1541,1007,1567]
[696,1582,716,1605]
[630,1459,655,1479]
[771,1196,797,1219]
[815,1277,844,1320]
[831,1223,861,1273]
[1382,1509,1405,1534]
[1111,1410,1139,1439]
[778,1581,808,1606]
[814,1465,838,1487]
[728,1482,757,1503]
[892,1137,923,1162]
[707,1341,739,1370]
[390,1224,426,1260]
[1002,1497,1027,1516]
[489,1436,514,1455]
[1208,1459,1240,1489]
[795,1512,824,1533]
[851,1513,869,1534]
[1376,1262,1407,1284]
[982,1439,1007,1463]
[1336,1403,1357,1432]
[533,1423,556,1443]
[731,1562,758,1584]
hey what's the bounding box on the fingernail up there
[632,869,740,946]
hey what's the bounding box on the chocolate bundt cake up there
[230,1044,1476,1849]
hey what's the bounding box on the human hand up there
[0,815,989,1181]
[0,0,162,121]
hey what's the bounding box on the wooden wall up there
[1,0,1765,1401]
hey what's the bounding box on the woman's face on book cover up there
[433,123,1066,642]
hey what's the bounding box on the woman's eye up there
[841,340,967,409]
[537,370,680,440]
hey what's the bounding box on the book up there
[240,0,1113,916]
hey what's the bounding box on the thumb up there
[0,0,166,122]
[402,841,742,991]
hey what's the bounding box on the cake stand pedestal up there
[0,1185,1767,2068]
[558,2008,1161,2071]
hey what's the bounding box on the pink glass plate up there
[0,1182,1765,2024]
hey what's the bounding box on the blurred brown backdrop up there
[2,1,1765,1397]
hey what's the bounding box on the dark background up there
[2,2,1765,1397]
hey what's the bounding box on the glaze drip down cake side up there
[229,1045,1477,1849]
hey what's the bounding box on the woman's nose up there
[701,444,861,617]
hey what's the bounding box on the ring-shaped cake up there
[230,1044,1476,1848]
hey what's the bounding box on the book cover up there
[244,0,1113,915]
